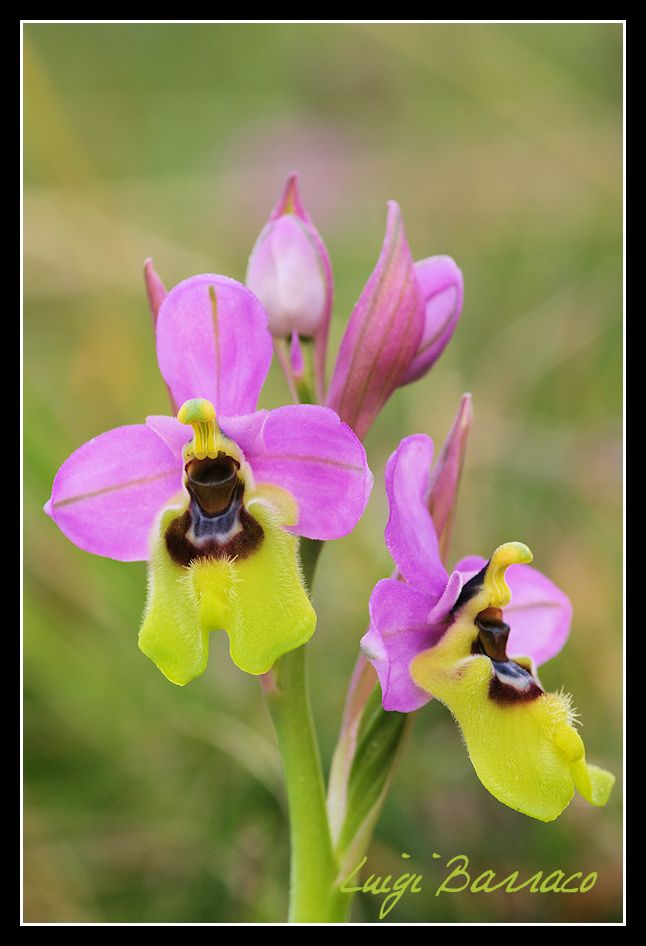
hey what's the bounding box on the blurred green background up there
[23,23,623,923]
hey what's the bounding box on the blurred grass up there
[23,22,622,923]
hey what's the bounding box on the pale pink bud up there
[246,174,333,343]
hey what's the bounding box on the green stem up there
[264,538,350,922]
[326,652,414,919]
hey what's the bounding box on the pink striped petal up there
[326,202,424,440]
[46,424,183,562]
[385,435,448,594]
[402,255,464,385]
[234,404,372,540]
[155,274,273,417]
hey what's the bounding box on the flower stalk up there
[267,644,342,922]
[264,538,350,923]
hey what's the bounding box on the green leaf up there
[336,688,409,859]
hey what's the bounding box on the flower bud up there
[246,174,333,342]
[326,201,424,441]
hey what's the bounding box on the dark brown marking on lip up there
[165,505,263,567]
[475,607,509,661]
[488,662,544,704]
[165,454,263,566]
[186,453,241,516]
[473,606,543,706]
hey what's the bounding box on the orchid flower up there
[361,434,614,822]
[246,175,463,438]
[45,274,373,685]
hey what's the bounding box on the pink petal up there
[402,255,464,385]
[427,569,465,623]
[155,274,273,417]
[362,578,443,712]
[145,414,190,459]
[505,564,572,667]
[454,554,487,579]
[234,404,373,540]
[220,411,268,456]
[326,202,424,440]
[46,425,183,562]
[385,435,448,594]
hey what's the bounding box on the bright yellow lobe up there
[138,457,314,683]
